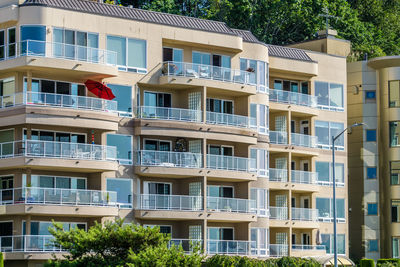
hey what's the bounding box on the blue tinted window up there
[366,130,377,142]
[107,178,132,208]
[366,91,376,99]
[20,25,46,56]
[367,167,377,179]
[367,203,378,215]
[368,240,378,252]
[106,134,132,164]
[107,84,132,115]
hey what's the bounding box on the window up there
[144,225,172,235]
[144,139,171,151]
[250,104,269,135]
[391,161,400,185]
[107,84,132,116]
[25,175,86,189]
[250,148,268,177]
[0,77,16,106]
[208,227,233,240]
[251,228,268,256]
[206,98,233,114]
[367,167,377,179]
[7,28,16,58]
[207,185,233,198]
[367,203,378,215]
[366,129,377,142]
[0,30,4,60]
[365,91,376,103]
[107,35,146,72]
[315,81,344,111]
[316,162,345,186]
[20,25,46,56]
[23,221,86,235]
[368,240,379,252]
[321,234,345,254]
[317,198,345,221]
[251,188,268,216]
[240,58,268,91]
[392,200,400,222]
[389,81,400,107]
[106,134,132,164]
[393,237,400,258]
[23,78,86,101]
[390,121,400,147]
[107,178,132,208]
[144,91,171,108]
[315,121,345,150]
[23,129,86,143]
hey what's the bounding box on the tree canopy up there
[103,0,400,61]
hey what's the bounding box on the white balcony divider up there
[269,131,288,144]
[207,197,256,213]
[0,92,118,113]
[269,244,289,257]
[169,239,203,252]
[138,194,203,211]
[206,154,256,173]
[14,40,117,65]
[207,240,254,255]
[291,133,318,148]
[206,111,250,128]
[269,168,288,182]
[0,235,63,252]
[291,170,318,184]
[269,206,288,220]
[269,89,317,108]
[137,106,202,123]
[136,150,202,168]
[0,140,117,161]
[291,208,319,221]
[292,244,326,251]
[162,61,256,86]
[0,187,118,207]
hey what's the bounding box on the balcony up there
[0,235,62,253]
[269,131,287,145]
[138,194,203,211]
[136,150,202,168]
[291,170,318,184]
[269,207,288,220]
[206,111,252,129]
[269,168,288,182]
[292,245,326,251]
[269,89,317,108]
[269,244,289,257]
[291,133,318,148]
[207,240,254,255]
[169,239,203,253]
[207,197,255,214]
[207,154,255,173]
[137,106,202,123]
[291,208,319,221]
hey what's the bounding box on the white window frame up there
[315,81,344,112]
[251,228,269,256]
[207,227,234,240]
[22,128,87,143]
[25,174,87,189]
[6,27,16,59]
[143,138,172,151]
[23,77,86,96]
[251,188,268,217]
[143,224,172,235]
[143,181,172,195]
[207,185,234,198]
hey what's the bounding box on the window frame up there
[366,129,377,142]
[6,27,16,59]
[367,202,378,216]
[314,81,344,111]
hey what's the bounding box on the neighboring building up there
[348,56,400,260]
[0,0,350,266]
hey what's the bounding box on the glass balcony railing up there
[0,235,62,252]
[136,150,202,168]
[292,244,326,251]
[0,140,117,161]
[269,89,317,108]
[206,111,251,128]
[169,239,203,253]
[206,154,256,173]
[269,206,288,220]
[161,61,256,86]
[269,244,289,257]
[291,133,318,148]
[3,40,118,66]
[269,168,288,182]
[137,106,202,123]
[291,208,319,221]
[0,187,117,207]
[0,92,118,113]
[269,131,288,144]
[138,194,203,211]
[207,197,256,213]
[291,170,318,184]
[207,240,254,255]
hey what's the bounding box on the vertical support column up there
[26,71,32,92]
[25,168,31,187]
[287,110,292,145]
[202,174,208,254]
[202,138,207,169]
[202,175,207,213]
[203,218,207,254]
[288,226,292,256]
[26,215,31,235]
[202,86,207,124]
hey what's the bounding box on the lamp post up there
[332,122,364,267]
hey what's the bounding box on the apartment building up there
[348,56,400,260]
[0,0,351,266]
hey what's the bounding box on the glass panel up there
[315,121,329,146]
[21,25,46,56]
[389,81,400,107]
[107,178,132,207]
[337,234,345,254]
[64,30,75,59]
[390,122,400,147]
[107,84,132,114]
[106,134,132,164]
[53,28,64,57]
[316,162,330,182]
[127,38,146,69]
[315,81,329,106]
[56,177,70,189]
[330,83,343,107]
[316,198,331,218]
[391,161,400,185]
[336,199,345,218]
[7,28,16,58]
[39,176,54,188]
[0,31,4,60]
[321,234,331,253]
[331,122,344,147]
[107,36,126,66]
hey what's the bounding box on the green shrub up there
[205,255,320,267]
[377,259,400,267]
[360,259,375,267]
[0,252,3,267]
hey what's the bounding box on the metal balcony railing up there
[0,187,117,207]
[0,235,62,252]
[0,92,118,112]
[207,240,254,255]
[3,40,117,66]
[206,154,256,173]
[269,168,288,182]
[135,150,202,168]
[291,170,318,184]
[206,111,251,128]
[269,244,289,257]
[291,133,318,148]
[291,208,319,221]
[269,131,288,144]
[137,106,202,123]
[292,244,326,251]
[0,140,117,161]
[269,206,288,220]
[138,194,203,211]
[269,89,317,108]
[161,61,256,86]
[207,197,256,213]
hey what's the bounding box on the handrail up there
[291,133,318,148]
[206,111,250,128]
[138,194,203,211]
[291,170,318,184]
[292,244,326,250]
[269,244,289,257]
[269,89,317,108]
[269,168,288,182]
[207,154,256,173]
[269,206,288,220]
[137,106,202,122]
[135,150,203,168]
[291,207,319,221]
[207,240,254,255]
[207,196,256,213]
[269,131,288,144]
[0,235,63,252]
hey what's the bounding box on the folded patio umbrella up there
[84,80,115,100]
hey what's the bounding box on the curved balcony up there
[207,240,254,255]
[137,194,203,211]
[291,170,318,184]
[136,150,202,168]
[269,131,288,145]
[0,235,62,253]
[206,111,252,129]
[269,168,288,182]
[269,89,317,108]
[291,133,318,148]
[137,106,202,123]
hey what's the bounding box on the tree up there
[44,220,203,267]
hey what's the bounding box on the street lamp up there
[332,122,364,267]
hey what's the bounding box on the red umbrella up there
[84,80,116,100]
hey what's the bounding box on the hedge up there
[360,259,375,267]
[205,255,322,267]
[0,252,3,267]
[377,259,400,267]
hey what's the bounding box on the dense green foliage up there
[104,0,400,61]
[360,259,375,267]
[44,220,204,267]
[205,255,321,267]
[377,259,400,267]
[0,252,3,267]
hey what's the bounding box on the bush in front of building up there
[0,252,3,267]
[377,259,400,266]
[360,259,375,267]
[205,255,321,267]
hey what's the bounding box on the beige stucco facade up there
[0,0,350,265]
